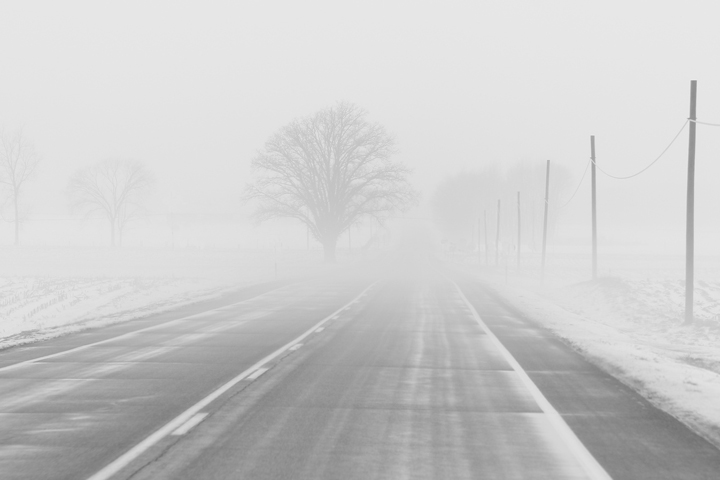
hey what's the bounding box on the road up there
[1,258,720,479]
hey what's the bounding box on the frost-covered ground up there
[459,250,720,448]
[0,247,329,349]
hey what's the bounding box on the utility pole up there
[517,191,521,268]
[541,160,550,281]
[484,210,489,266]
[477,216,482,265]
[495,200,501,266]
[685,80,698,324]
[591,135,598,280]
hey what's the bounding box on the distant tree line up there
[431,163,570,250]
[0,102,417,253]
[0,127,155,247]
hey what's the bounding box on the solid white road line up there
[0,284,293,374]
[171,413,209,436]
[315,327,325,333]
[86,280,378,480]
[453,282,613,480]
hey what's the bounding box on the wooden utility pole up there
[541,160,550,281]
[484,210,489,265]
[685,80,698,324]
[495,200,501,266]
[591,135,598,280]
[517,191,521,268]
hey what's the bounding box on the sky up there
[1,1,720,250]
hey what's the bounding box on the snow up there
[461,250,720,448]
[0,247,327,349]
[5,244,720,451]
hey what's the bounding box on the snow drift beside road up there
[462,252,720,448]
[0,247,324,349]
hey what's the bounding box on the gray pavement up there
[1,260,720,479]
[0,273,371,479]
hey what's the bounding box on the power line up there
[591,119,689,180]
[690,118,720,127]
[555,159,591,209]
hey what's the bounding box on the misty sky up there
[2,1,720,249]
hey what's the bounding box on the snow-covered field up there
[0,247,329,349]
[459,250,720,448]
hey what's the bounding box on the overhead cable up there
[690,118,720,127]
[591,119,689,180]
[555,159,591,209]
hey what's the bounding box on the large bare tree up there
[0,129,41,246]
[245,102,416,261]
[67,159,154,247]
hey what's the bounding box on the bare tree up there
[245,102,416,261]
[0,129,41,246]
[67,159,154,247]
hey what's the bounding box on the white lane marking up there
[171,413,208,436]
[315,327,325,333]
[0,284,293,374]
[86,280,378,480]
[247,367,269,380]
[289,344,303,351]
[453,282,613,480]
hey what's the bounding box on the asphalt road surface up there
[1,257,720,479]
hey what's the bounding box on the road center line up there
[453,281,613,480]
[0,283,293,373]
[86,280,378,480]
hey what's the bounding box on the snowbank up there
[0,247,330,349]
[461,251,720,448]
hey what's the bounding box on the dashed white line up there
[247,367,270,380]
[171,413,208,436]
[86,280,378,480]
[289,344,303,351]
[315,327,325,333]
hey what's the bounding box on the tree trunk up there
[322,236,337,263]
[13,193,19,247]
[110,218,116,247]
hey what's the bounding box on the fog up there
[1,1,720,251]
[5,5,720,477]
